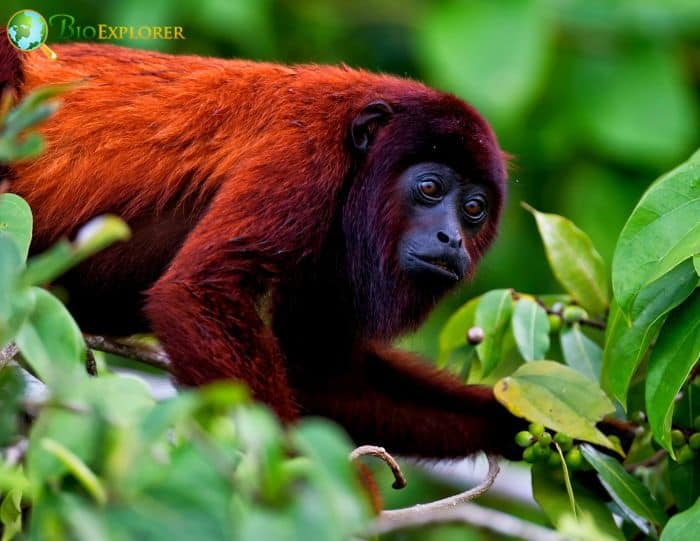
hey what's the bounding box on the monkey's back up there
[8,42,431,248]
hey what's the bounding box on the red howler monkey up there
[1,35,522,458]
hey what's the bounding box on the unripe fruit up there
[547,314,562,333]
[523,446,537,463]
[554,432,573,452]
[547,451,561,468]
[565,448,583,470]
[466,326,484,345]
[563,306,588,324]
[630,411,646,424]
[677,445,696,465]
[538,432,552,447]
[515,431,535,448]
[534,445,552,462]
[671,429,686,448]
[694,415,700,431]
[529,423,545,438]
[689,433,700,451]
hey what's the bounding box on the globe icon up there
[7,9,48,52]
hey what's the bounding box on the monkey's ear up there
[351,100,393,153]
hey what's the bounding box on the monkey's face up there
[341,98,505,339]
[396,162,490,287]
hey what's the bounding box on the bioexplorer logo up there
[6,9,185,61]
[49,14,185,41]
[6,9,57,59]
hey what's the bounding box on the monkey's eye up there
[418,179,442,199]
[463,196,487,223]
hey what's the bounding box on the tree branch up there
[83,334,170,371]
[350,445,407,489]
[370,501,568,540]
[0,343,18,369]
[375,453,500,527]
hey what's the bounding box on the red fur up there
[5,39,521,457]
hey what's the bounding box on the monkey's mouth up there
[412,254,463,281]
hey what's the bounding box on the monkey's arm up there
[295,343,523,459]
[145,149,348,421]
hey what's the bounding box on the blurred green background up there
[5,0,700,357]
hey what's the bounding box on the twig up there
[85,347,97,376]
[374,454,500,529]
[83,334,170,371]
[0,343,19,369]
[625,449,667,472]
[350,445,407,489]
[369,501,568,540]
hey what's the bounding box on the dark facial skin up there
[398,162,489,285]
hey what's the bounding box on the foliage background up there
[6,0,698,357]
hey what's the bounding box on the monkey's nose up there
[436,230,462,249]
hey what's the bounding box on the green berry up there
[565,447,583,470]
[677,445,696,465]
[671,429,686,448]
[563,306,588,324]
[534,445,552,462]
[689,433,700,451]
[538,432,552,447]
[630,411,646,424]
[547,314,562,333]
[529,423,545,438]
[694,416,700,431]
[554,432,573,452]
[515,431,535,448]
[547,451,561,468]
[523,446,537,463]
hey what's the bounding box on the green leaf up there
[475,289,513,377]
[524,203,608,315]
[660,496,700,541]
[72,215,131,260]
[4,83,75,132]
[0,367,25,447]
[14,287,86,384]
[494,361,619,452]
[23,216,130,286]
[694,254,699,276]
[0,488,22,541]
[580,445,667,527]
[0,194,32,260]
[602,259,697,407]
[4,103,58,139]
[645,291,700,456]
[560,323,602,381]
[674,380,700,430]
[511,297,550,361]
[438,295,480,365]
[613,148,700,317]
[669,459,700,512]
[41,438,107,505]
[415,0,551,129]
[0,237,34,347]
[531,464,623,540]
